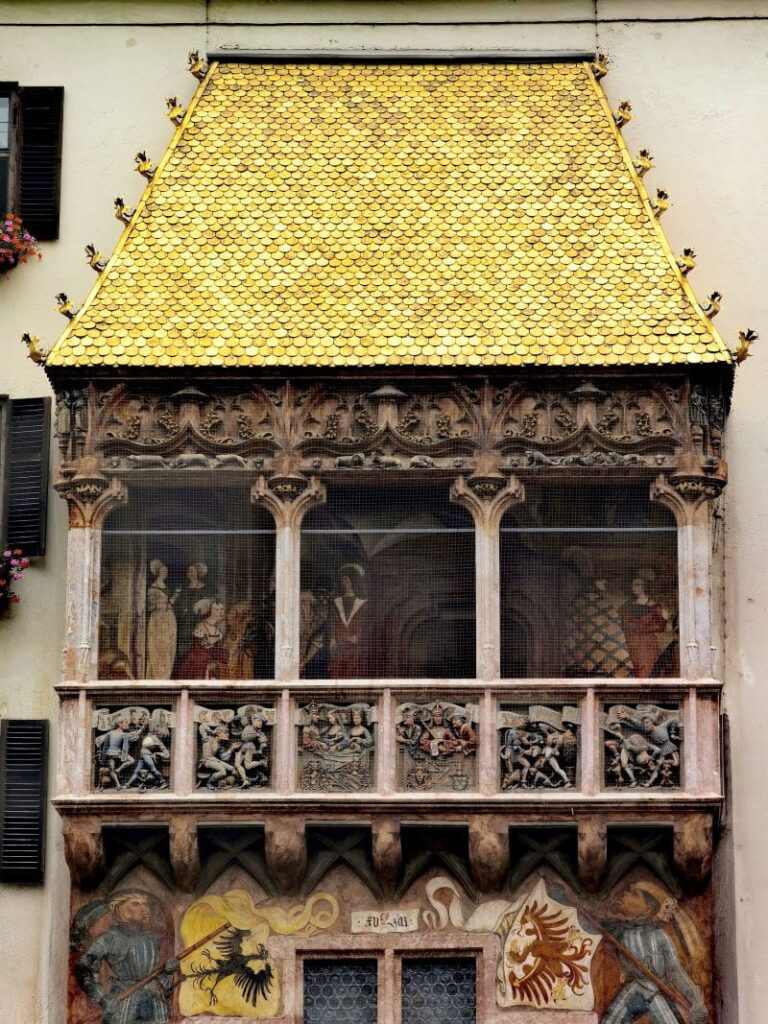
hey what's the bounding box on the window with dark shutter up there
[3,397,51,557]
[18,86,63,240]
[0,720,48,883]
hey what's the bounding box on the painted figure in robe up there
[174,599,228,679]
[145,559,179,679]
[620,576,672,677]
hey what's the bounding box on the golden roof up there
[46,60,730,369]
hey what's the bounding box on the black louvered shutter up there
[18,86,63,240]
[0,720,48,883]
[5,398,51,556]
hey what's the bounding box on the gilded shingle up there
[46,61,730,369]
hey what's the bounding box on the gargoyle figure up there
[186,927,273,1007]
[613,101,632,129]
[55,292,77,319]
[651,188,671,218]
[135,151,155,179]
[114,196,135,224]
[701,291,722,318]
[734,328,757,364]
[166,97,185,126]
[188,50,208,80]
[676,248,696,275]
[633,149,653,177]
[85,244,107,273]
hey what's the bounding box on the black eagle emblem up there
[186,927,274,1006]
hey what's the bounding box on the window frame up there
[0,82,18,213]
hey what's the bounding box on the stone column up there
[651,468,725,680]
[55,457,127,682]
[252,473,326,681]
[451,468,524,681]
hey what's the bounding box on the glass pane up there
[301,485,475,679]
[0,96,9,148]
[304,959,377,1024]
[500,484,678,678]
[100,486,275,680]
[402,958,476,1024]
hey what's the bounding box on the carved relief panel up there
[92,706,174,791]
[602,702,682,790]
[498,703,580,790]
[297,701,376,792]
[195,704,275,791]
[396,700,478,792]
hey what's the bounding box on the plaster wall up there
[0,2,765,1022]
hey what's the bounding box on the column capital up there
[650,454,727,526]
[451,465,524,529]
[251,472,326,528]
[54,456,127,529]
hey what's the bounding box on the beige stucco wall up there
[0,2,766,1021]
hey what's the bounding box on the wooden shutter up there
[0,720,48,883]
[18,86,63,240]
[5,398,50,557]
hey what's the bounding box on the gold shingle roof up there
[46,60,730,369]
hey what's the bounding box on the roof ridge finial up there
[591,53,610,81]
[651,188,671,218]
[613,100,632,129]
[114,196,135,225]
[676,248,696,276]
[701,291,722,319]
[166,96,186,126]
[633,149,653,178]
[188,50,208,81]
[134,151,155,180]
[85,243,108,273]
[55,292,78,320]
[734,328,757,364]
[21,332,47,366]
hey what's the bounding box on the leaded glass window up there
[500,483,678,678]
[300,484,475,679]
[100,486,275,680]
[303,959,377,1024]
[401,957,476,1024]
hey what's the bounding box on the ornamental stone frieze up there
[52,375,729,487]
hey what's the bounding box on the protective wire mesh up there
[100,486,275,680]
[500,484,678,678]
[401,958,476,1024]
[301,485,475,679]
[303,959,378,1024]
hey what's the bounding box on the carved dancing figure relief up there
[93,707,173,791]
[499,705,579,790]
[603,704,682,789]
[195,704,274,790]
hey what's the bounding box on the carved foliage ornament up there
[65,377,725,480]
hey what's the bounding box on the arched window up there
[300,484,475,679]
[99,486,275,680]
[500,483,678,679]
